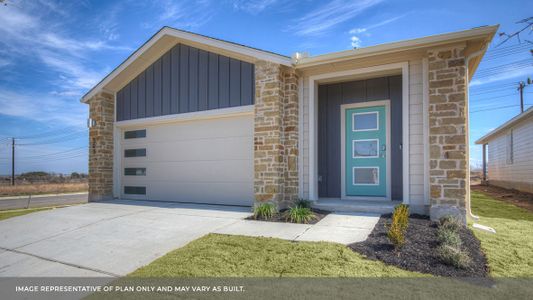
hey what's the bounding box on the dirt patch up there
[246,208,329,225]
[472,184,533,212]
[0,183,88,197]
[349,215,489,277]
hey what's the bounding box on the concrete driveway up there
[0,200,379,278]
[0,200,251,277]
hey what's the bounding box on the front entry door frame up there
[340,100,391,201]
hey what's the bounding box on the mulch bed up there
[349,214,489,277]
[245,208,329,225]
[472,184,533,212]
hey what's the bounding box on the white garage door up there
[120,114,254,206]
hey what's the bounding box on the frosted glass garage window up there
[353,112,378,131]
[353,167,379,185]
[353,139,379,158]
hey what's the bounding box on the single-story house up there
[476,107,533,193]
[81,25,498,222]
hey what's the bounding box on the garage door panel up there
[146,117,252,142]
[120,114,253,206]
[146,160,252,182]
[148,182,253,206]
[146,136,253,161]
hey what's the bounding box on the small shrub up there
[436,244,471,269]
[253,203,277,220]
[387,204,410,250]
[394,204,410,232]
[437,227,462,248]
[284,206,317,224]
[439,216,462,232]
[295,199,312,209]
[387,224,405,249]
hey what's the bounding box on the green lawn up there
[127,191,532,278]
[130,234,423,277]
[470,191,533,277]
[0,207,53,221]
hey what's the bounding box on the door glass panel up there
[353,112,378,131]
[353,140,378,158]
[353,167,379,185]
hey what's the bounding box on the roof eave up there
[294,25,499,69]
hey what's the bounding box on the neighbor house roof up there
[81,25,498,103]
[475,107,533,144]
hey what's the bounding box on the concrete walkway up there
[215,212,380,244]
[0,200,379,277]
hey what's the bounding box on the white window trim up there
[352,139,380,159]
[352,111,379,132]
[352,166,380,186]
[307,62,409,203]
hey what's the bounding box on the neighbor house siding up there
[117,43,255,121]
[487,116,533,193]
[300,56,426,205]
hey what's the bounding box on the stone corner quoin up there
[427,46,469,223]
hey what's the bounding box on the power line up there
[8,126,84,140]
[470,103,533,113]
[0,146,88,161]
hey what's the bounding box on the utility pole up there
[11,138,14,186]
[518,78,532,113]
[518,81,525,113]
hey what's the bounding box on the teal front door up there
[345,105,387,198]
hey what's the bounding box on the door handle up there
[381,144,386,158]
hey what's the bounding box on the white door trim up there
[340,100,391,201]
[307,62,410,203]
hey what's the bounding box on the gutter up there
[465,44,489,221]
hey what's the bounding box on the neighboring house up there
[475,107,533,193]
[81,25,497,222]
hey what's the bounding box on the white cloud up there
[37,49,108,92]
[288,0,383,36]
[348,15,406,35]
[0,58,11,68]
[232,0,278,14]
[0,88,88,127]
[0,3,129,97]
[347,14,407,49]
[141,0,214,30]
[351,36,362,48]
[470,66,533,86]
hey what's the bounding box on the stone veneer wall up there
[254,60,299,208]
[427,46,469,222]
[88,92,114,202]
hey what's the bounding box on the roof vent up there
[292,52,309,64]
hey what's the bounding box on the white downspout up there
[465,45,487,221]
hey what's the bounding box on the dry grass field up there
[0,182,88,197]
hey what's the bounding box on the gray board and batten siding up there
[318,75,403,200]
[116,43,255,121]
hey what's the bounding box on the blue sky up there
[0,0,532,174]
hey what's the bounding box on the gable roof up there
[475,107,533,144]
[81,26,292,103]
[81,25,498,103]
